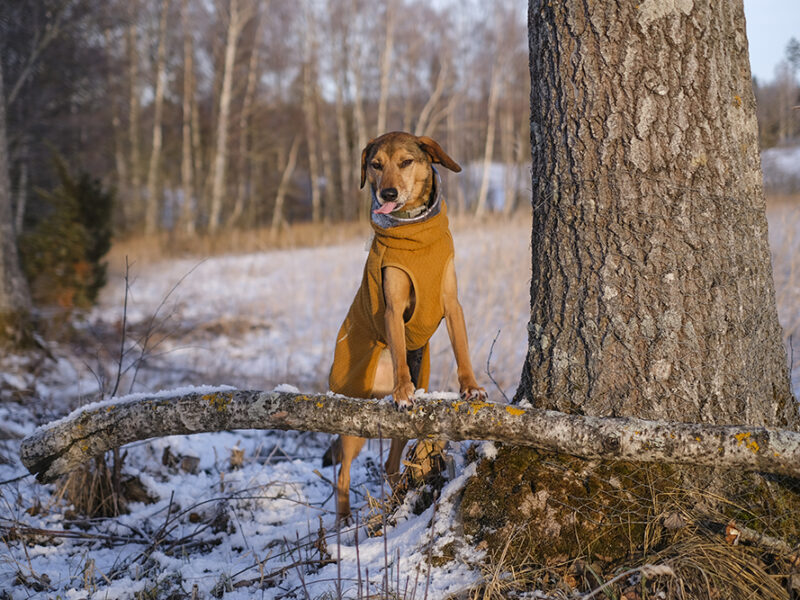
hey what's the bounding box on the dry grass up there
[107,220,370,272]
[106,211,524,272]
[105,211,527,273]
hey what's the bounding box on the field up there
[1,203,798,598]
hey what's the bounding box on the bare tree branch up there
[19,389,800,483]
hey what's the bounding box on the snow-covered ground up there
[761,145,800,194]
[0,219,530,599]
[1,204,799,598]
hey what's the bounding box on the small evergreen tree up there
[20,156,113,310]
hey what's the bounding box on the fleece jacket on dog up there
[328,199,454,398]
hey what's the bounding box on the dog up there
[324,131,486,522]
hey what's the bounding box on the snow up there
[761,145,800,193]
[0,220,529,599]
[2,207,798,598]
[40,384,237,433]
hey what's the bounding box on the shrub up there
[20,156,113,310]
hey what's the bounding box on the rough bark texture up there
[20,389,800,483]
[517,0,796,428]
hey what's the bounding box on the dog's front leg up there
[442,259,487,400]
[382,266,415,408]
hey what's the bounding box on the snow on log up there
[19,388,800,482]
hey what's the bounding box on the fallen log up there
[19,386,800,482]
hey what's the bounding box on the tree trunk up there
[0,60,32,346]
[20,389,800,484]
[317,90,336,222]
[228,5,264,228]
[127,13,143,228]
[517,0,796,429]
[179,0,196,236]
[144,0,169,235]
[271,134,300,234]
[352,49,369,223]
[208,0,244,233]
[13,160,27,235]
[375,2,395,135]
[414,59,449,137]
[334,78,352,218]
[190,69,204,223]
[301,11,322,224]
[474,62,500,218]
[500,90,517,217]
[446,106,465,214]
[104,27,129,230]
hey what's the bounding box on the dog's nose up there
[380,188,398,201]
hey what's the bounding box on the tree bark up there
[20,389,800,483]
[517,0,796,429]
[144,0,169,235]
[0,59,32,345]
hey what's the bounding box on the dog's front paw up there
[392,380,416,410]
[460,386,487,401]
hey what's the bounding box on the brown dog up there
[324,131,486,522]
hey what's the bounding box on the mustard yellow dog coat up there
[329,200,454,398]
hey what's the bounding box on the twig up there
[485,329,510,402]
[0,523,147,545]
[110,256,131,398]
[0,473,31,486]
[423,493,438,600]
[582,564,675,599]
[128,259,206,392]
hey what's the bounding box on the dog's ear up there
[416,136,462,173]
[360,138,377,189]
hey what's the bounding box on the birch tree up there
[127,10,143,227]
[473,61,500,217]
[144,0,169,235]
[179,0,196,235]
[301,0,322,223]
[375,2,395,135]
[228,4,264,228]
[207,0,250,233]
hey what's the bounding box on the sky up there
[743,0,799,83]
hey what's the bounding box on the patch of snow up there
[38,384,237,433]
[761,145,800,193]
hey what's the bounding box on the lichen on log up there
[18,389,800,482]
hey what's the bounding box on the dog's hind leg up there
[337,435,366,522]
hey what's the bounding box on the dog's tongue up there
[373,201,397,215]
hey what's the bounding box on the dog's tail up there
[321,436,342,467]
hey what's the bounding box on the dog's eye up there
[371,161,382,170]
[400,159,413,168]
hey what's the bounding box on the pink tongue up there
[373,201,397,215]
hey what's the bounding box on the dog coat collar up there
[370,167,443,229]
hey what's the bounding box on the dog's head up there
[360,132,461,215]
